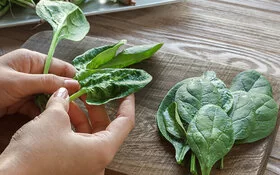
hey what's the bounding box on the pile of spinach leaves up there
[0,0,135,18]
[35,0,162,108]
[157,70,278,175]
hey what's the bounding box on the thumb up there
[18,73,80,95]
[39,88,70,125]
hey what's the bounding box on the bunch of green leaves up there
[156,70,278,175]
[0,0,136,18]
[35,0,162,108]
[70,40,162,104]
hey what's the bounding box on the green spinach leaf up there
[230,70,272,97]
[86,40,126,69]
[157,102,189,164]
[229,91,255,140]
[238,92,278,143]
[174,78,221,124]
[202,71,233,112]
[98,43,163,69]
[187,104,234,175]
[36,0,89,74]
[70,68,152,105]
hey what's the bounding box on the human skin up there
[0,49,135,175]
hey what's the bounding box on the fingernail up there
[54,87,68,99]
[64,79,80,88]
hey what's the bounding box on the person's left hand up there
[0,49,80,118]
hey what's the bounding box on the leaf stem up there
[43,32,59,74]
[220,157,224,169]
[69,89,86,101]
[190,152,198,175]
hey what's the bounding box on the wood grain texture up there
[0,0,280,174]
[21,31,280,175]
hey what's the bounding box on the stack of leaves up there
[156,70,279,175]
[0,0,136,18]
[35,0,162,108]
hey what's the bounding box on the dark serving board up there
[21,31,280,175]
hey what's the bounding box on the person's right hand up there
[0,87,135,175]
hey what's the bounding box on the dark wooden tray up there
[19,31,280,175]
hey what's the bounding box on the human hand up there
[0,88,135,175]
[0,49,80,118]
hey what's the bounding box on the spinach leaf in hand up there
[36,0,89,74]
[157,102,189,164]
[187,104,234,175]
[230,70,273,97]
[73,40,126,70]
[70,68,152,105]
[98,43,163,69]
[86,40,126,69]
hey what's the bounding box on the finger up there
[18,100,41,118]
[82,97,110,133]
[39,88,70,128]
[68,101,92,133]
[97,94,135,153]
[16,73,80,96]
[2,49,76,77]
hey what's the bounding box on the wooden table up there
[0,0,279,174]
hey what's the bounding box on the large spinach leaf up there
[161,102,189,164]
[229,91,255,140]
[70,68,152,105]
[238,92,278,143]
[187,104,234,175]
[230,70,272,97]
[36,0,89,74]
[202,71,233,112]
[174,78,221,124]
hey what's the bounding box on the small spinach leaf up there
[230,70,272,97]
[238,92,278,143]
[70,68,152,105]
[86,40,126,69]
[157,102,189,164]
[98,43,163,69]
[229,91,255,140]
[202,71,233,112]
[187,104,234,175]
[174,78,221,124]
[36,0,89,74]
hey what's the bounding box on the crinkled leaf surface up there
[187,104,234,175]
[230,70,272,97]
[74,68,152,105]
[238,92,278,143]
[99,43,163,69]
[174,78,221,124]
[203,71,233,112]
[229,91,255,140]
